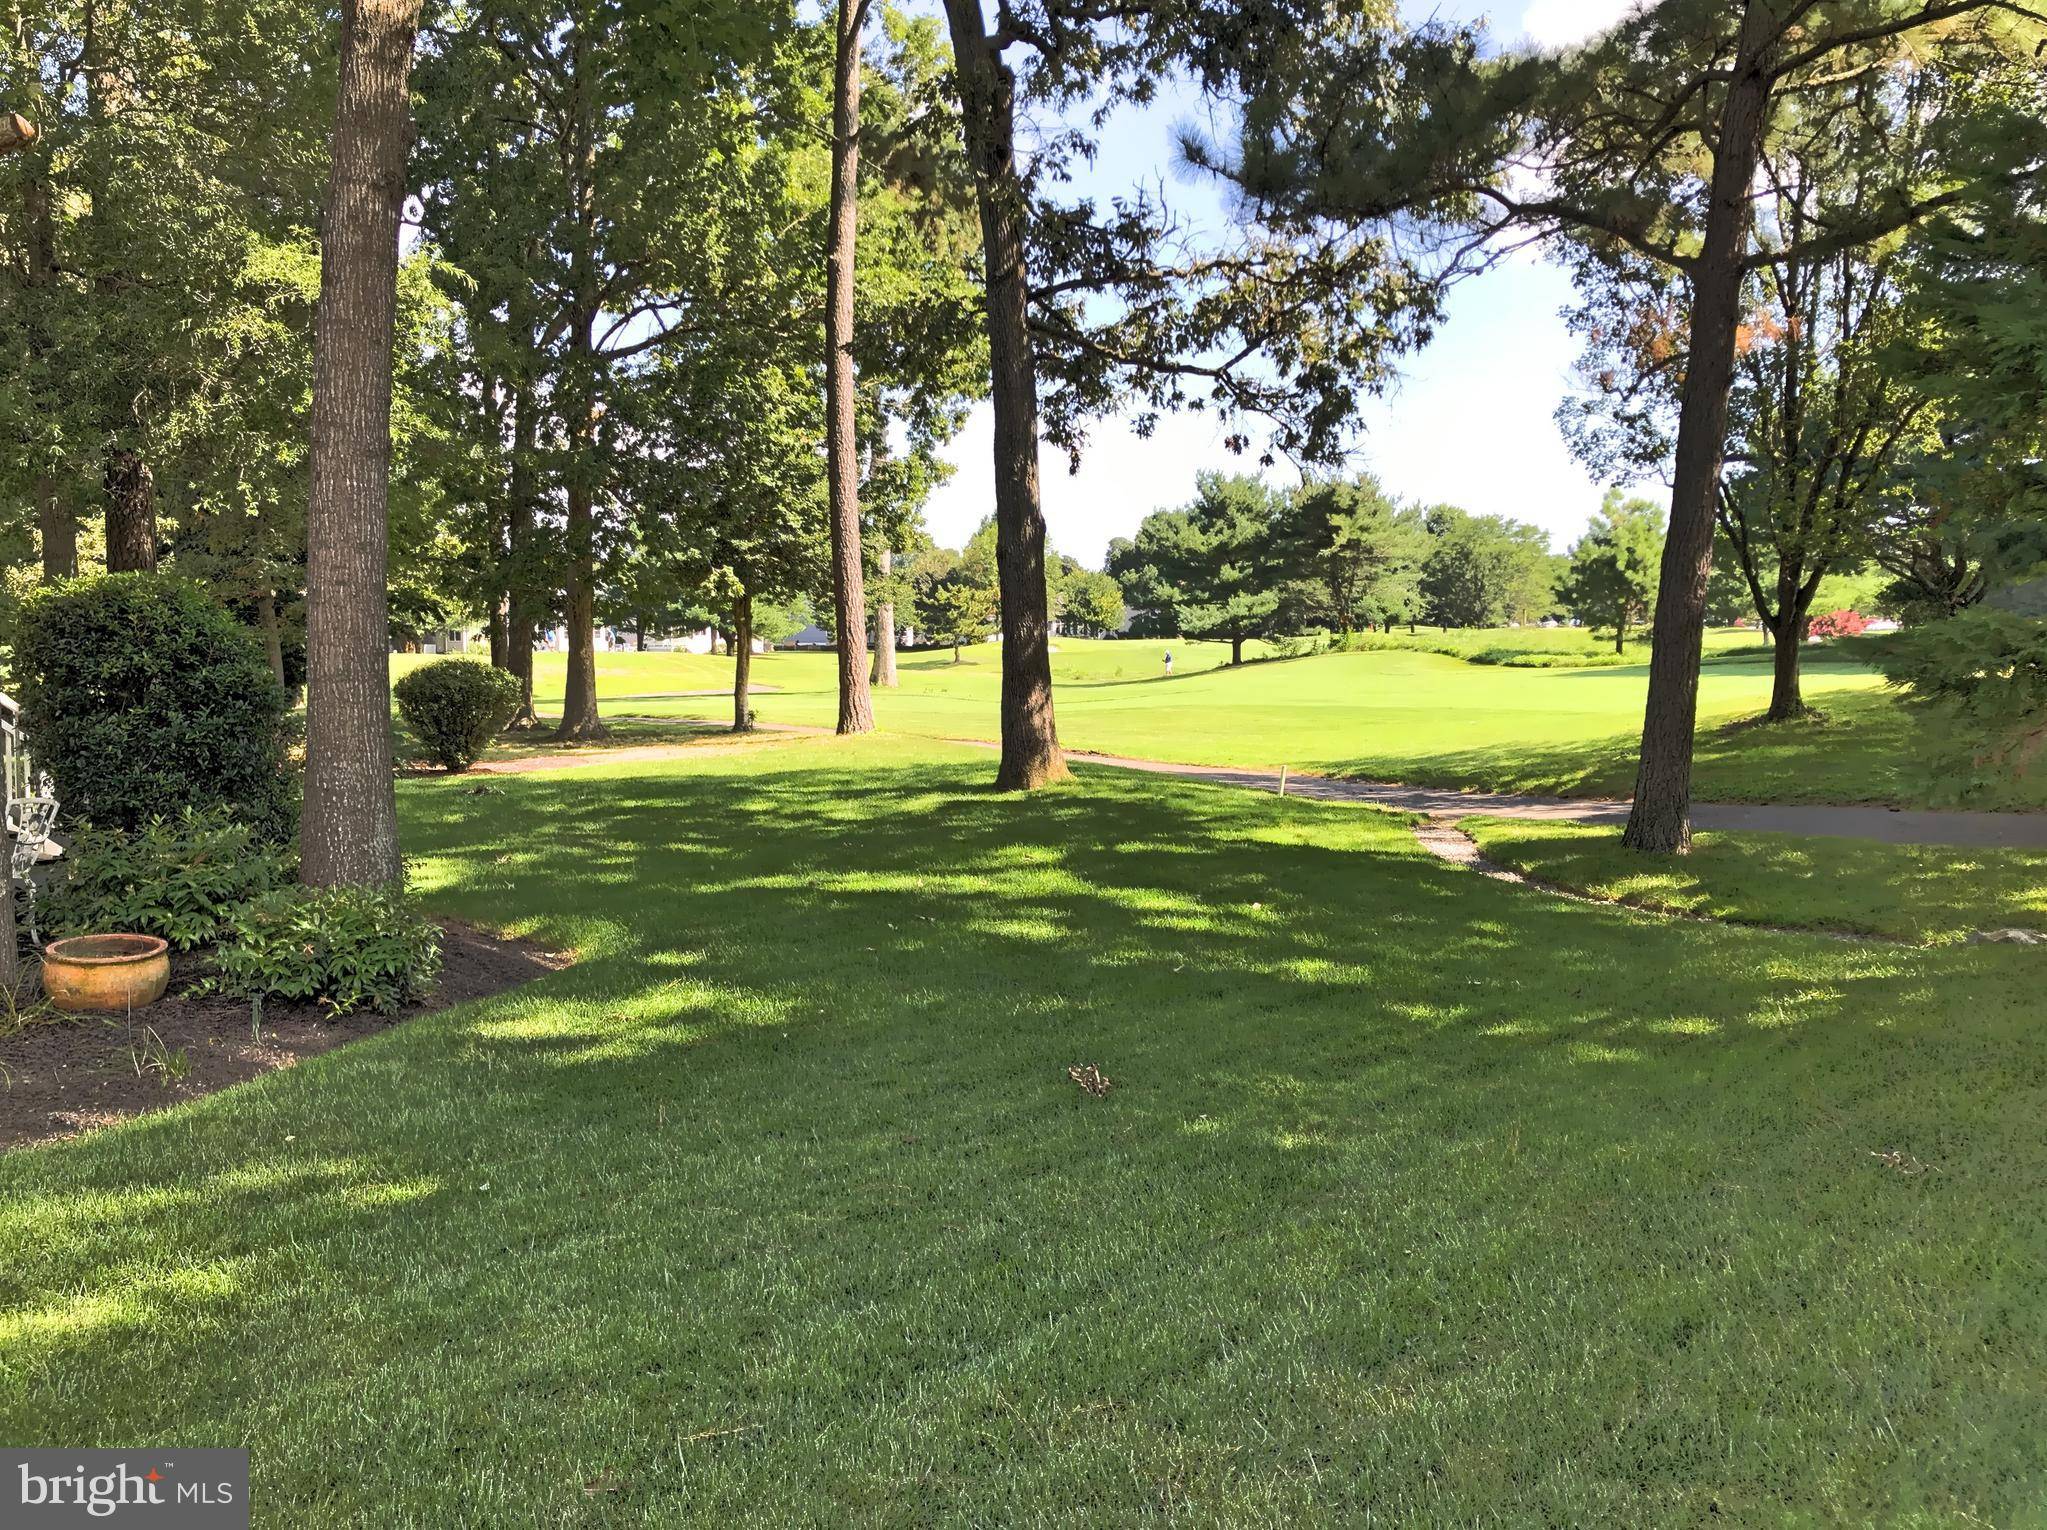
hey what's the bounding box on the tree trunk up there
[23,161,72,581]
[635,619,647,652]
[1231,634,1244,665]
[1766,615,1803,721]
[1766,562,1826,722]
[488,596,509,669]
[732,590,754,732]
[103,449,156,571]
[504,378,539,728]
[257,588,287,692]
[556,543,603,740]
[1622,9,1775,856]
[871,546,898,687]
[943,0,1065,789]
[1614,619,1625,656]
[553,31,605,744]
[36,478,74,581]
[825,0,876,735]
[300,0,420,889]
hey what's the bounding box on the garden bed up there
[0,920,566,1151]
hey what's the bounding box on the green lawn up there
[1464,816,2047,945]
[415,635,2032,810]
[4,736,2045,1522]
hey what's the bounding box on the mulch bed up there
[0,920,568,1152]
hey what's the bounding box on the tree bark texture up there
[826,0,875,735]
[37,478,74,580]
[257,588,287,691]
[1622,6,1775,856]
[942,0,1065,789]
[732,589,754,732]
[553,27,605,742]
[102,449,156,571]
[871,546,898,687]
[504,378,540,727]
[299,0,421,888]
[22,158,74,580]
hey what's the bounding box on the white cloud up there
[1518,0,1637,49]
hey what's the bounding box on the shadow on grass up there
[0,749,2040,1520]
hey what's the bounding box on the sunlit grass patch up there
[1,733,2041,1523]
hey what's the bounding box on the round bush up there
[16,573,298,840]
[394,659,520,771]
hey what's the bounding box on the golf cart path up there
[477,728,2047,849]
[1058,751,2047,850]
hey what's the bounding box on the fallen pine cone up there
[1066,1063,1112,1098]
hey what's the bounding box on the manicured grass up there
[1463,815,2047,945]
[4,736,2045,1522]
[447,636,2023,810]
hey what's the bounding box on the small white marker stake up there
[1279,765,1288,797]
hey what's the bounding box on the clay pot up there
[41,934,171,1013]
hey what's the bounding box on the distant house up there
[409,626,483,655]
[649,628,770,655]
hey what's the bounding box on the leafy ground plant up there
[43,810,290,951]
[203,883,442,1014]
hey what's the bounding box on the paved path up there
[1063,752,2047,851]
[472,728,2047,850]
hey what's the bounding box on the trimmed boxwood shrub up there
[16,573,298,840]
[394,659,520,771]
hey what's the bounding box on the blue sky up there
[920,0,1652,565]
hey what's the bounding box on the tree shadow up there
[1,751,2039,1519]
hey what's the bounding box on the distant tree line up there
[1104,472,1661,662]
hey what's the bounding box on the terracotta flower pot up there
[41,933,171,1013]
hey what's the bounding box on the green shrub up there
[16,573,298,839]
[1334,629,1635,668]
[204,884,443,1014]
[43,809,290,951]
[1860,608,2047,798]
[394,659,521,771]
[1471,646,1633,669]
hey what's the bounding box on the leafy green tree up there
[412,0,795,741]
[1418,507,1554,630]
[1561,493,1665,653]
[1875,183,2047,619]
[1060,570,1125,638]
[0,0,333,589]
[1279,475,1425,637]
[935,0,1436,789]
[1207,0,2047,850]
[629,345,828,732]
[911,547,997,661]
[1123,474,1287,665]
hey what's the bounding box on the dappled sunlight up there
[7,733,2041,1522]
[0,1257,255,1351]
